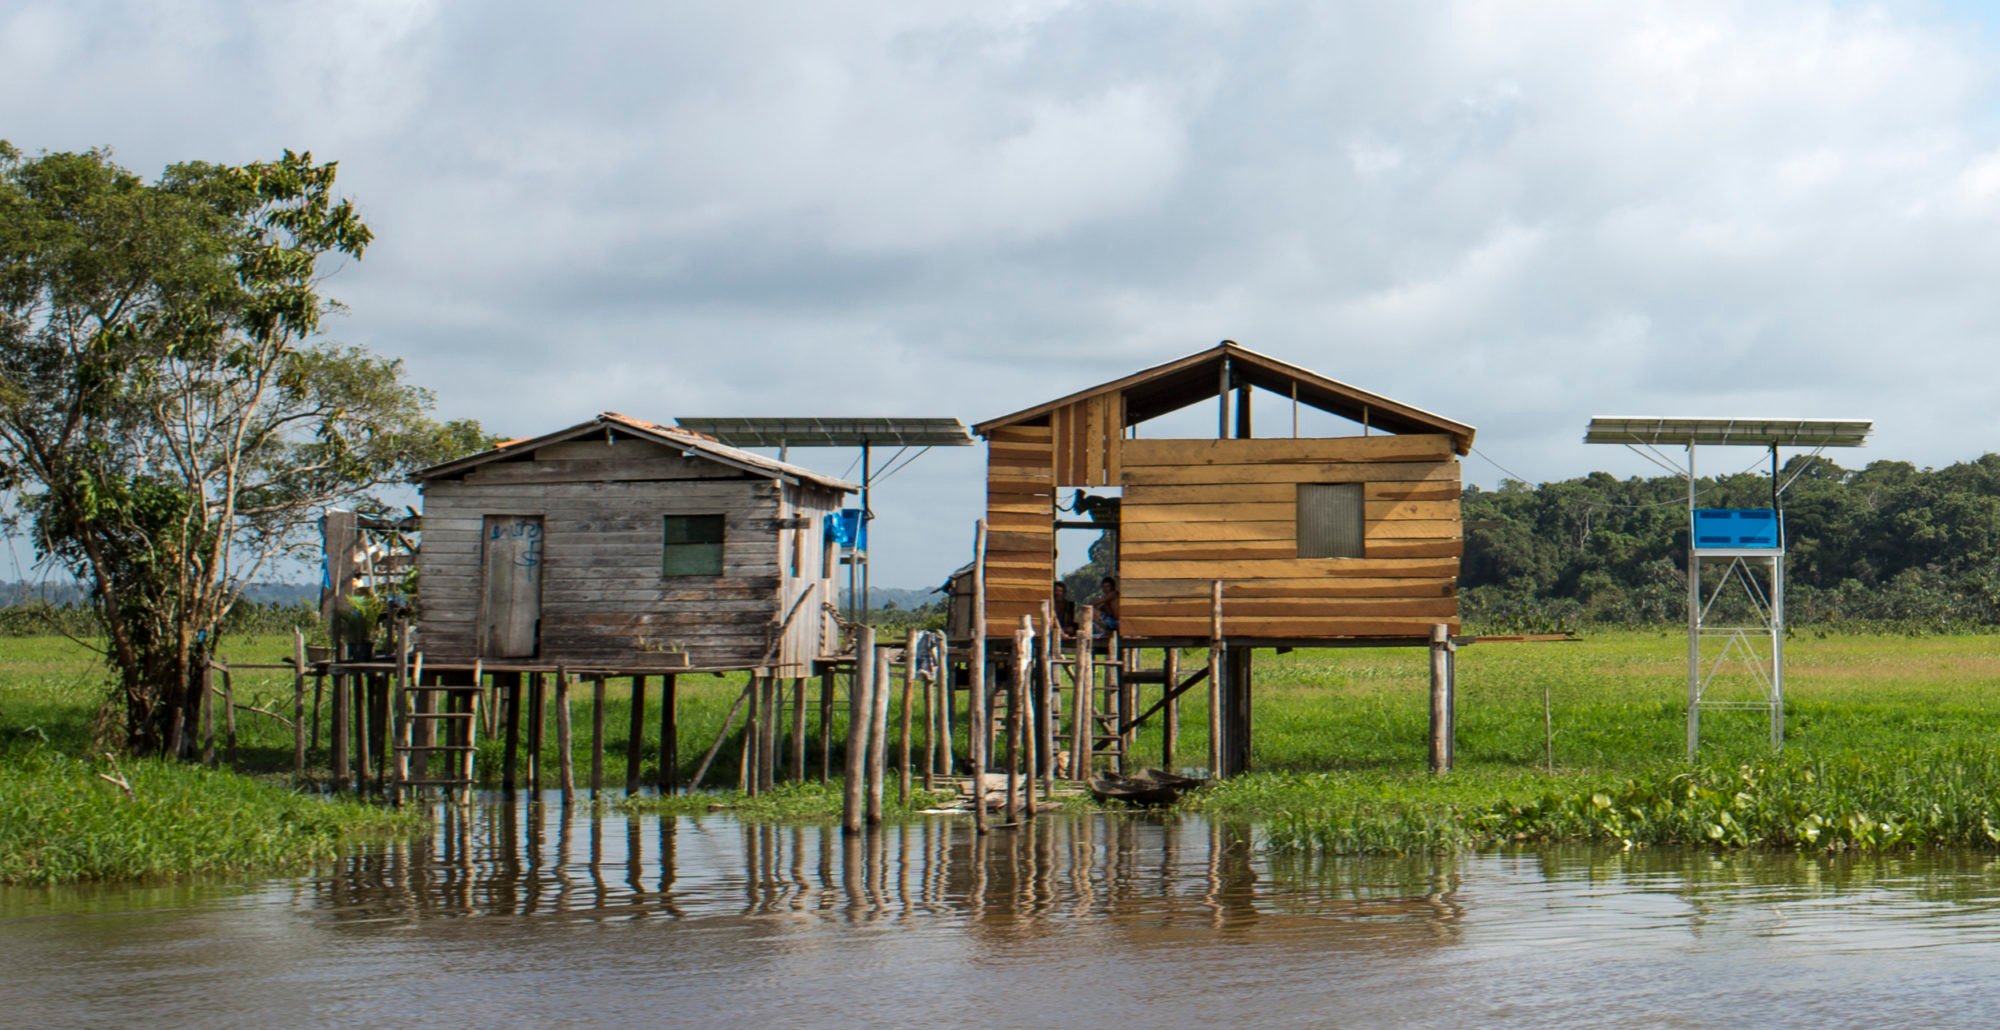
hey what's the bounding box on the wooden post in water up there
[555,668,575,803]
[291,629,308,777]
[970,520,989,836]
[1429,624,1454,775]
[625,675,648,795]
[660,674,678,793]
[1075,606,1095,779]
[1207,581,1224,779]
[1162,646,1180,772]
[900,629,918,806]
[843,626,877,833]
[590,675,607,798]
[868,644,891,825]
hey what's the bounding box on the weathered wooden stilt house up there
[411,412,855,674]
[970,340,1477,776]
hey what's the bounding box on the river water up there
[9,796,2000,1026]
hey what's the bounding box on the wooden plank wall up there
[417,438,789,669]
[1048,393,1124,487]
[1119,434,1462,639]
[983,424,1056,635]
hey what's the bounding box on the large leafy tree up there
[0,143,484,756]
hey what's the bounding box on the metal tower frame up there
[1584,418,1872,759]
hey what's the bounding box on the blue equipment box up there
[1692,508,1780,550]
[826,509,867,551]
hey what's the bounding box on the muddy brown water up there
[9,796,2000,1026]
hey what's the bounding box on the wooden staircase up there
[393,680,481,804]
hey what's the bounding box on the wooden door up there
[480,515,544,658]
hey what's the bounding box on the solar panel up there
[1583,417,1872,447]
[674,417,975,448]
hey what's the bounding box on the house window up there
[1297,484,1364,558]
[663,514,726,576]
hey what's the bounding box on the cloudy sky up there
[6,0,2000,587]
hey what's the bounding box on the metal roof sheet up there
[1583,417,1873,447]
[412,413,860,491]
[672,417,973,448]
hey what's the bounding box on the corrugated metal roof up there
[412,412,860,492]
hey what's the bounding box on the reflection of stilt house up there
[412,412,853,673]
[972,341,1477,776]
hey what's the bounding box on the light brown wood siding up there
[1048,393,1124,487]
[1117,435,1461,639]
[417,439,812,670]
[983,423,1056,636]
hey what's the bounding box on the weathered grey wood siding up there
[418,438,811,671]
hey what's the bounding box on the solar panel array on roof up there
[673,417,974,448]
[1583,417,1872,448]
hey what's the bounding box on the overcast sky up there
[6,1,2000,587]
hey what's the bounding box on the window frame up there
[662,513,727,577]
[1296,482,1366,559]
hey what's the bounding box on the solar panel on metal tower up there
[1583,417,1872,447]
[673,417,974,448]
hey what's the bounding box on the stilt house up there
[412,413,854,674]
[971,341,1476,642]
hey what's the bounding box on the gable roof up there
[973,340,1476,454]
[413,412,860,492]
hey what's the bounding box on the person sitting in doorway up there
[1095,576,1120,635]
[1052,581,1080,639]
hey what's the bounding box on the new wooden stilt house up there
[412,413,855,674]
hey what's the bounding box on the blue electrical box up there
[1692,509,1780,550]
[826,509,867,552]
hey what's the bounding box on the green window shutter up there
[663,514,726,576]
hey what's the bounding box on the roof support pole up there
[1235,384,1252,439]
[1217,356,1231,439]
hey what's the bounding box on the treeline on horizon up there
[1462,453,2000,632]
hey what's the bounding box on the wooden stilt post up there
[688,674,753,791]
[332,670,350,784]
[1429,624,1454,775]
[844,627,877,833]
[625,675,648,795]
[791,675,807,784]
[501,672,520,794]
[221,663,238,762]
[354,676,371,791]
[900,629,918,806]
[660,674,678,793]
[591,675,607,798]
[1016,616,1037,818]
[1208,581,1224,779]
[1075,606,1095,779]
[527,672,545,792]
[555,668,575,803]
[764,672,780,791]
[1039,601,1056,799]
[1007,619,1027,818]
[1111,631,1130,774]
[309,667,325,763]
[1162,646,1180,772]
[200,661,217,767]
[818,666,835,784]
[744,671,762,796]
[291,629,308,777]
[970,520,989,835]
[868,644,891,825]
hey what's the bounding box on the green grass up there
[16,628,2000,867]
[0,634,422,885]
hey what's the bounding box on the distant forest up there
[1462,455,2000,632]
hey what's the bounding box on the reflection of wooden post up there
[1207,581,1223,778]
[843,626,876,833]
[625,676,647,795]
[1162,646,1180,772]
[1075,606,1095,778]
[970,520,989,835]
[1429,624,1453,775]
[900,629,918,806]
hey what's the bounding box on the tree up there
[0,143,485,756]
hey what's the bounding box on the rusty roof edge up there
[411,413,859,493]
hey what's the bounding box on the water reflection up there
[309,795,1468,949]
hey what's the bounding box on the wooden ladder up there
[393,682,481,805]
